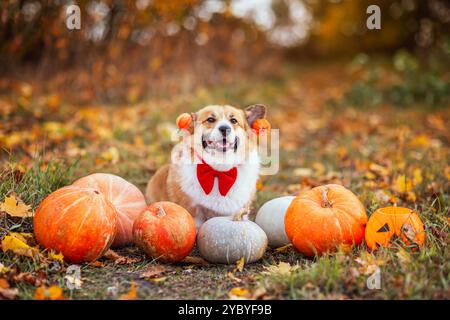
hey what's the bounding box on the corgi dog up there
[145,104,267,228]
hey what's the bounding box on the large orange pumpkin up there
[34,186,117,263]
[73,173,147,247]
[133,202,196,262]
[365,206,425,251]
[285,184,367,256]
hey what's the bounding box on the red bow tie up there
[197,161,238,196]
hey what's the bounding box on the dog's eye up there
[207,117,215,123]
[230,118,238,124]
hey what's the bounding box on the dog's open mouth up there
[202,136,238,152]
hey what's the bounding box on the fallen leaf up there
[413,168,423,185]
[262,262,299,275]
[13,272,45,287]
[119,281,137,300]
[393,174,413,193]
[140,265,167,279]
[149,277,167,283]
[274,244,293,253]
[0,279,19,300]
[0,278,9,289]
[228,287,250,299]
[89,261,104,267]
[48,251,64,264]
[0,194,33,218]
[34,285,66,300]
[181,256,209,265]
[234,256,245,273]
[103,249,140,264]
[0,263,11,274]
[1,234,38,258]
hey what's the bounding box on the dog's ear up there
[245,104,267,127]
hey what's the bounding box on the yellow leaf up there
[413,168,423,186]
[48,251,64,264]
[275,244,293,253]
[228,287,250,299]
[393,175,413,193]
[100,147,120,164]
[1,234,38,258]
[406,191,416,202]
[365,171,376,180]
[263,262,299,275]
[0,263,11,274]
[410,134,430,148]
[234,256,245,273]
[119,281,137,300]
[0,195,33,218]
[34,285,66,300]
[149,277,167,283]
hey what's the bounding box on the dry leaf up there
[1,234,38,258]
[182,256,209,265]
[140,265,167,279]
[89,261,104,267]
[275,244,293,253]
[234,256,245,273]
[34,285,66,300]
[119,281,137,300]
[103,249,140,264]
[228,287,250,299]
[0,194,33,218]
[0,279,19,300]
[48,250,64,264]
[12,272,45,287]
[262,262,299,276]
[0,263,11,274]
[393,175,413,193]
[149,277,167,283]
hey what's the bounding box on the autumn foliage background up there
[0,0,449,300]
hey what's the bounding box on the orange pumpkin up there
[285,184,367,256]
[73,173,147,247]
[34,186,117,263]
[176,113,193,130]
[365,206,425,251]
[133,202,196,262]
[252,118,271,135]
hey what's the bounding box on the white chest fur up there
[176,150,260,216]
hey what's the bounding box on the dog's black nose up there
[218,125,231,137]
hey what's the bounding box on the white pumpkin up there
[255,196,295,247]
[197,216,268,264]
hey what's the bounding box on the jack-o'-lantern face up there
[365,207,425,251]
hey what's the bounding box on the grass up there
[0,59,449,300]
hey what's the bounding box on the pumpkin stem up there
[321,187,333,208]
[156,205,167,217]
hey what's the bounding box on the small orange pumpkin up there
[365,206,425,251]
[251,118,271,135]
[133,202,196,262]
[285,184,367,256]
[176,113,193,130]
[34,186,117,263]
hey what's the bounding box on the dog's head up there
[185,104,266,169]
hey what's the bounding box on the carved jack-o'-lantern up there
[365,207,425,251]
